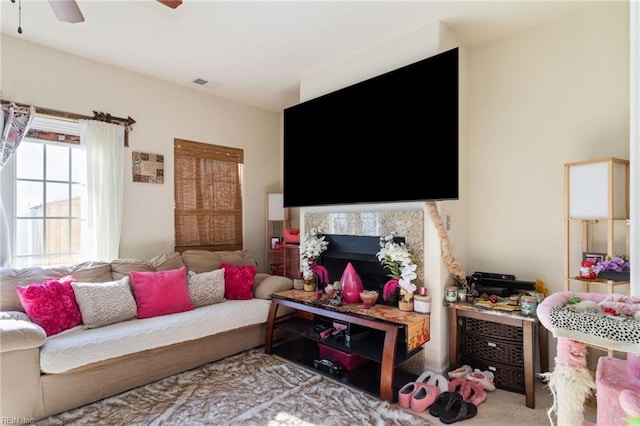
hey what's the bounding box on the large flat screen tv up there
[283,47,458,208]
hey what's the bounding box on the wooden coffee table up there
[265,290,430,402]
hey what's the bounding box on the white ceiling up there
[1,0,593,112]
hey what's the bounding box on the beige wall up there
[466,2,629,294]
[0,36,282,270]
[294,2,630,370]
[468,2,630,364]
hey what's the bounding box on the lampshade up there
[566,158,629,219]
[267,193,285,221]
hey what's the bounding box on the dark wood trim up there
[1,99,135,146]
[25,129,80,144]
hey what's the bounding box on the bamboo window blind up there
[174,138,244,253]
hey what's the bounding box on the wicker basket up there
[463,354,525,394]
[463,333,524,366]
[465,317,523,341]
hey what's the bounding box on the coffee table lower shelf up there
[265,292,429,402]
[271,337,416,402]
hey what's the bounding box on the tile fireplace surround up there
[303,206,455,374]
[303,210,425,286]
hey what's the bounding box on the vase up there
[303,275,316,292]
[340,262,364,304]
[398,298,414,312]
[293,278,304,290]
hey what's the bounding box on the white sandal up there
[426,373,450,393]
[447,364,472,379]
[415,369,437,384]
[465,369,496,391]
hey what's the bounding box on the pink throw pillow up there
[16,276,82,336]
[130,267,195,319]
[221,263,256,300]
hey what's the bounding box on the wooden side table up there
[447,302,548,409]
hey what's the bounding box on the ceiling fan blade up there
[48,0,85,23]
[157,0,183,9]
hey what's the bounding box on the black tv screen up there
[283,47,458,208]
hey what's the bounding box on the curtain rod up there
[1,99,135,146]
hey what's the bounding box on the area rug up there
[36,348,432,426]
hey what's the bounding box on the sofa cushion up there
[253,274,294,299]
[148,251,185,271]
[181,249,256,274]
[221,263,256,300]
[16,276,83,336]
[130,267,195,319]
[187,269,226,307]
[40,299,272,374]
[0,261,112,312]
[0,311,30,321]
[71,277,137,328]
[110,259,155,281]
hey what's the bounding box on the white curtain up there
[0,103,36,267]
[79,120,124,262]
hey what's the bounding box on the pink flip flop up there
[398,381,422,408]
[410,384,441,413]
[447,364,472,379]
[462,380,487,406]
[397,370,433,408]
[448,377,467,393]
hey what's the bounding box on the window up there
[1,118,86,267]
[174,138,243,252]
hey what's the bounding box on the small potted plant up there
[376,234,417,311]
[593,255,630,282]
[299,227,329,291]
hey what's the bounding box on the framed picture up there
[132,151,164,184]
[583,252,606,265]
[271,237,281,249]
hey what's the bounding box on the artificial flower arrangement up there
[376,234,418,302]
[300,227,329,283]
[593,255,630,275]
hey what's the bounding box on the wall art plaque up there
[132,151,164,184]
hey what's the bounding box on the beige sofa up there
[0,250,293,422]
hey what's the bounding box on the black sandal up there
[428,391,460,417]
[439,396,478,424]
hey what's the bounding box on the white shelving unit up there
[564,157,630,294]
[564,157,630,364]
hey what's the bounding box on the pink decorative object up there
[629,353,640,380]
[130,267,195,319]
[596,356,640,425]
[221,263,257,300]
[16,276,82,336]
[360,290,379,309]
[340,262,363,304]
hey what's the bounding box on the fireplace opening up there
[317,234,405,306]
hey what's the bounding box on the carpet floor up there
[35,348,432,426]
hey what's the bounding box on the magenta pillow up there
[130,267,195,319]
[221,263,256,300]
[16,276,83,336]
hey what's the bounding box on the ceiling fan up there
[47,0,183,24]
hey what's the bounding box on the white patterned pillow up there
[71,277,137,329]
[187,269,226,307]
